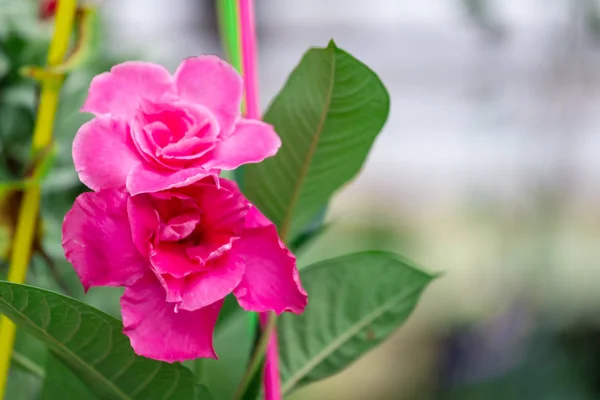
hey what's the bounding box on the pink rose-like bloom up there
[74,56,280,195]
[62,177,307,362]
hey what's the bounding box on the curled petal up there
[207,119,281,170]
[173,56,242,135]
[126,163,216,195]
[62,190,146,290]
[127,195,159,257]
[218,180,272,229]
[121,274,222,362]
[233,225,307,314]
[82,62,172,119]
[244,206,274,230]
[178,253,245,311]
[150,243,206,279]
[73,116,139,191]
[194,183,249,233]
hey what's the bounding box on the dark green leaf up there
[0,281,197,400]
[289,219,330,256]
[278,251,435,394]
[11,350,45,379]
[239,362,262,400]
[242,41,389,242]
[6,334,46,400]
[5,366,41,400]
[195,384,214,400]
[0,49,9,78]
[202,305,253,400]
[40,352,97,400]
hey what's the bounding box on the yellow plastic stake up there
[0,1,77,397]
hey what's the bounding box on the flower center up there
[144,107,193,145]
[158,213,201,242]
[131,101,221,170]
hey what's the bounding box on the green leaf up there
[278,251,435,394]
[242,41,390,242]
[239,363,262,400]
[0,48,9,78]
[195,384,214,400]
[0,281,198,400]
[11,350,45,379]
[201,304,252,400]
[289,219,331,257]
[5,366,41,400]
[40,353,97,400]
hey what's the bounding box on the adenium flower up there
[62,177,307,362]
[73,56,280,195]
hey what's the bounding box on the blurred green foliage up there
[0,0,124,292]
[0,2,128,398]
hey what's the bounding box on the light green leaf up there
[0,281,199,400]
[278,252,435,394]
[242,41,389,242]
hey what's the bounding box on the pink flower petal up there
[126,163,216,195]
[150,243,205,279]
[233,225,307,314]
[158,274,186,304]
[129,101,219,170]
[173,56,242,135]
[195,183,249,233]
[244,206,274,229]
[73,116,140,192]
[82,62,173,119]
[127,195,159,257]
[206,119,281,170]
[218,179,272,229]
[185,234,236,263]
[121,274,222,362]
[62,190,147,290]
[179,253,246,311]
[158,212,199,242]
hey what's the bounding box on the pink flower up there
[73,56,280,195]
[62,177,307,362]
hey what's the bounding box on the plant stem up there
[194,358,205,383]
[216,0,246,113]
[11,351,45,379]
[232,311,277,400]
[0,1,77,398]
[37,246,73,296]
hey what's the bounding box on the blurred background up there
[3,0,600,399]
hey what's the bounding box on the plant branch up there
[36,247,73,296]
[194,357,205,383]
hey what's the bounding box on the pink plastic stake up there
[259,313,281,400]
[240,0,260,120]
[239,1,282,400]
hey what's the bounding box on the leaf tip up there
[430,270,446,281]
[327,39,337,49]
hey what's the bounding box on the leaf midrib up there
[0,292,131,400]
[281,282,425,394]
[278,46,337,241]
